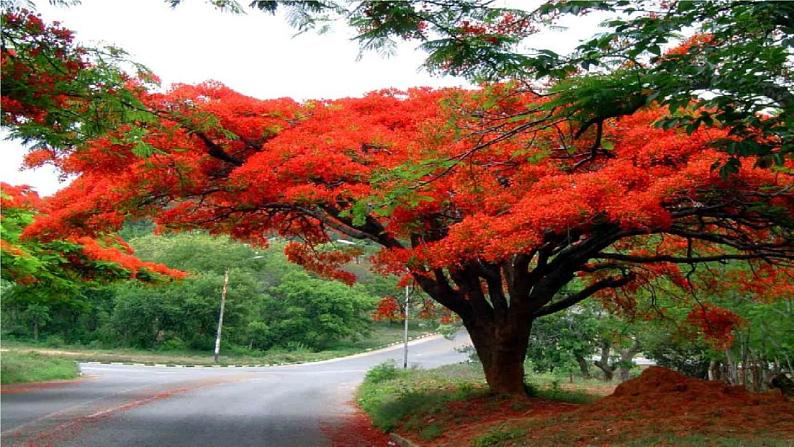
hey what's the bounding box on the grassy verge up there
[1,323,432,367]
[1,352,80,384]
[356,362,608,438]
[358,362,794,447]
[357,362,488,433]
[523,371,616,400]
[472,418,794,447]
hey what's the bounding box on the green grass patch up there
[326,322,431,351]
[530,382,601,404]
[356,361,606,435]
[1,352,79,384]
[419,423,444,441]
[620,433,794,447]
[2,323,432,367]
[471,424,526,447]
[357,362,487,432]
[522,370,616,394]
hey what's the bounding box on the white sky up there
[1,0,603,196]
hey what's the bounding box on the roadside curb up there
[367,331,436,351]
[390,433,421,447]
[77,332,439,369]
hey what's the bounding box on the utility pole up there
[213,268,230,363]
[403,283,410,369]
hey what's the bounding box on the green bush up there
[158,337,188,351]
[44,335,64,347]
[366,391,435,432]
[419,423,444,440]
[284,341,312,353]
[471,425,526,447]
[365,361,401,384]
[436,323,460,340]
[357,363,486,432]
[263,271,375,350]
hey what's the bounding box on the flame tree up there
[3,9,793,394]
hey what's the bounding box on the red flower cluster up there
[74,236,186,280]
[284,242,360,285]
[372,296,401,322]
[2,182,184,284]
[1,10,87,128]
[686,304,744,349]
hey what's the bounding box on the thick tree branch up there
[533,272,635,318]
[450,265,495,323]
[194,132,244,166]
[570,119,607,171]
[479,261,509,320]
[412,269,469,319]
[596,252,793,264]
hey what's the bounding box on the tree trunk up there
[617,340,641,382]
[708,360,721,381]
[465,319,532,395]
[618,362,632,382]
[769,373,794,400]
[724,349,739,385]
[598,365,614,381]
[575,355,591,379]
[33,321,39,342]
[741,338,749,388]
[594,340,615,381]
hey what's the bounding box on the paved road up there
[1,333,471,446]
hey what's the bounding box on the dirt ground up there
[393,367,794,446]
[322,406,394,447]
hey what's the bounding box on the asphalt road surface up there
[1,333,471,446]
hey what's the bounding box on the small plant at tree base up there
[471,424,526,447]
[365,361,402,385]
[418,423,444,441]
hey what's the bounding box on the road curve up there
[1,332,471,446]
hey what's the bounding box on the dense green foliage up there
[1,231,399,353]
[261,271,373,349]
[0,186,165,336]
[527,285,794,387]
[526,301,599,375]
[0,5,158,153]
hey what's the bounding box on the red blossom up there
[686,304,744,349]
[372,296,401,321]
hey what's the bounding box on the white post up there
[214,268,230,363]
[403,283,410,369]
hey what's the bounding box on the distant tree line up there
[526,273,794,391]
[1,230,419,353]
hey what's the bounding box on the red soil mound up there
[616,366,758,399]
[599,366,793,426]
[539,367,794,445]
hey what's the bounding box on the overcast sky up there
[1,0,603,196]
